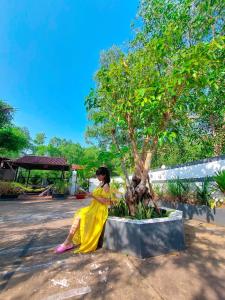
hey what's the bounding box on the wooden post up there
[14,167,19,182]
[87,178,89,192]
[26,169,31,187]
[61,171,65,179]
[75,171,78,193]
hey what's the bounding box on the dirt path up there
[0,199,225,300]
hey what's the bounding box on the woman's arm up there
[90,193,111,205]
[86,184,111,205]
[86,192,111,204]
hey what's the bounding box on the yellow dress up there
[72,186,110,253]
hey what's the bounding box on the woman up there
[55,167,113,254]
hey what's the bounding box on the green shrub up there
[53,181,68,194]
[77,177,89,191]
[109,198,171,219]
[154,184,164,198]
[0,181,22,195]
[167,179,190,202]
[109,197,129,217]
[12,182,45,193]
[134,202,154,220]
[0,181,47,196]
[195,177,212,206]
[214,170,225,194]
[134,202,171,219]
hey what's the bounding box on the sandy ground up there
[0,198,225,300]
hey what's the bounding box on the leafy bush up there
[167,179,190,202]
[0,181,46,196]
[0,181,22,195]
[134,202,171,219]
[12,182,45,193]
[134,202,155,220]
[154,184,164,199]
[53,181,68,194]
[109,197,129,218]
[109,198,171,219]
[214,170,225,194]
[195,177,213,207]
[77,177,89,191]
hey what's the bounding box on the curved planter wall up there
[103,208,185,258]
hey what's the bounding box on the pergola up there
[0,157,17,181]
[11,155,70,186]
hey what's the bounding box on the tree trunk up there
[210,114,225,156]
[111,129,159,217]
[125,151,156,216]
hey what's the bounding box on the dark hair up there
[96,166,110,186]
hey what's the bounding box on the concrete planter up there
[52,193,66,200]
[0,194,19,200]
[159,201,225,227]
[103,208,185,258]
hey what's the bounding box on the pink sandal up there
[54,244,74,254]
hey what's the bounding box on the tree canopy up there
[0,100,30,156]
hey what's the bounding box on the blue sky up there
[0,0,139,145]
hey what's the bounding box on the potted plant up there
[75,188,87,199]
[52,181,68,199]
[0,181,22,199]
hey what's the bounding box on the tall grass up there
[167,178,190,202]
[195,177,212,206]
[109,197,170,219]
[214,170,225,194]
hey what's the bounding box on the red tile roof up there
[71,164,85,170]
[12,155,70,171]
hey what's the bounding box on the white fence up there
[150,155,225,183]
[89,155,225,193]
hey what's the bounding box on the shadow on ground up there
[0,199,225,300]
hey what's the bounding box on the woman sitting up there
[55,166,113,254]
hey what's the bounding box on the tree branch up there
[126,113,143,177]
[111,129,131,187]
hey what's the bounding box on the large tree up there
[0,100,30,156]
[0,100,14,128]
[86,0,225,215]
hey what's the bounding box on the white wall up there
[89,156,225,201]
[89,176,125,192]
[150,156,225,183]
[89,178,99,191]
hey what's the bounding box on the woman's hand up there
[85,192,92,198]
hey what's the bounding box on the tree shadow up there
[1,198,225,299]
[103,216,185,258]
[133,222,225,300]
[159,200,225,226]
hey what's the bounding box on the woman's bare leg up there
[63,217,80,246]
